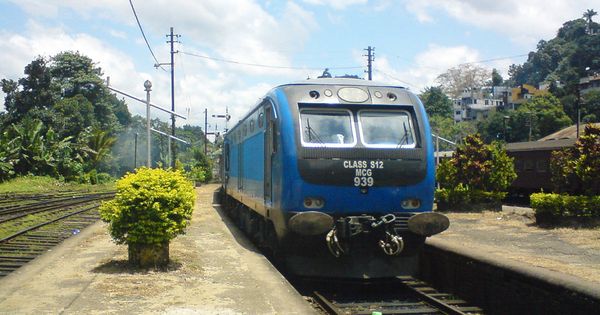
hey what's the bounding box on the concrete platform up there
[423,207,600,313]
[0,184,316,314]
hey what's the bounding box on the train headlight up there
[303,197,325,209]
[401,198,421,209]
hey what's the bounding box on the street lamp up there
[144,80,152,167]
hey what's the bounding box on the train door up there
[264,102,274,204]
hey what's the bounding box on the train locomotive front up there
[222,78,448,278]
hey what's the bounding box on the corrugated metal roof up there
[506,138,576,152]
[538,123,600,141]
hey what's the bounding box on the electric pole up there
[364,46,375,80]
[156,27,181,167]
[204,108,208,156]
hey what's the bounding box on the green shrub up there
[99,167,195,245]
[436,185,504,211]
[188,165,208,183]
[531,192,600,219]
[96,172,114,184]
[435,134,515,210]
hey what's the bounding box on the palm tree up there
[83,128,117,171]
[583,9,598,34]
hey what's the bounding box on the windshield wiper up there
[305,118,325,145]
[396,122,412,148]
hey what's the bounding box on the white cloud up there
[108,29,127,40]
[1,0,321,130]
[404,0,598,46]
[302,0,367,10]
[373,44,522,94]
[372,44,485,93]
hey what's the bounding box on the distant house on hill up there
[579,73,600,95]
[453,87,505,122]
[510,84,548,109]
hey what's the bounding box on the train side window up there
[515,159,523,171]
[258,112,265,129]
[250,119,255,132]
[536,159,548,173]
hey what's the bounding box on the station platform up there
[429,206,600,286]
[0,184,316,314]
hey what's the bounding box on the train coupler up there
[325,214,404,257]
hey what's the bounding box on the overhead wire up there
[374,70,418,90]
[175,43,194,121]
[180,51,363,71]
[128,0,167,71]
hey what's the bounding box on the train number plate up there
[343,160,384,187]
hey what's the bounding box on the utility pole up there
[168,27,180,167]
[364,46,375,80]
[156,27,180,167]
[204,108,209,156]
[212,107,231,133]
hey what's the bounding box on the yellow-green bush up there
[531,193,600,219]
[99,167,195,245]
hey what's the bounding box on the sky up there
[0,0,597,135]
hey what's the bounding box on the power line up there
[374,69,417,89]
[180,51,363,71]
[458,54,529,66]
[395,53,529,71]
[128,0,166,71]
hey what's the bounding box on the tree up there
[584,9,598,33]
[436,64,491,99]
[491,68,503,86]
[507,94,572,141]
[582,90,600,123]
[436,134,516,209]
[81,128,117,172]
[429,116,477,150]
[0,57,55,127]
[419,86,453,118]
[550,124,600,195]
[0,51,132,181]
[479,111,511,143]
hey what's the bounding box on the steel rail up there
[0,193,113,224]
[0,204,100,243]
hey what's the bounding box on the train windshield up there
[358,110,416,148]
[299,109,356,147]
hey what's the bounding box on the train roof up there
[279,78,407,89]
[538,123,600,141]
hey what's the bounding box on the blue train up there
[221,78,449,278]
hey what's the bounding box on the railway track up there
[0,191,114,277]
[303,277,483,315]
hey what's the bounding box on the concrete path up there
[0,184,316,314]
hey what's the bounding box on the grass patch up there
[0,175,115,194]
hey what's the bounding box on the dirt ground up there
[432,207,600,284]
